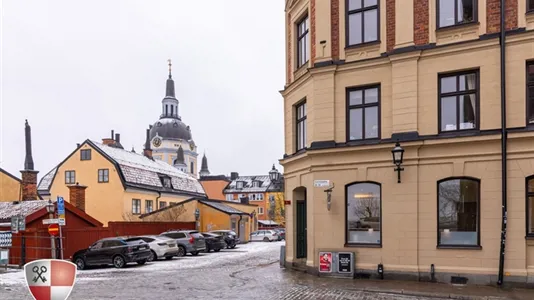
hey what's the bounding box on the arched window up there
[527,176,534,237]
[437,177,480,247]
[346,182,381,245]
[190,161,194,174]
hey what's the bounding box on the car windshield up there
[190,232,203,238]
[228,231,237,236]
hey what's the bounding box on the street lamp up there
[194,208,200,231]
[45,199,56,259]
[269,164,280,182]
[391,142,405,183]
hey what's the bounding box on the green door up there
[296,200,307,259]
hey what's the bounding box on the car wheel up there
[113,255,126,268]
[137,259,147,265]
[214,248,221,252]
[191,251,199,256]
[177,246,186,257]
[230,244,236,249]
[263,237,269,242]
[165,256,173,260]
[148,250,157,262]
[74,257,85,270]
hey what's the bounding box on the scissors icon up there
[32,266,47,283]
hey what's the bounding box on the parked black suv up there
[209,230,239,249]
[72,237,151,270]
[201,232,226,252]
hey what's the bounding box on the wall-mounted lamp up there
[391,142,405,183]
[324,183,335,211]
[377,263,384,279]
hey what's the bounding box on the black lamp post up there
[391,142,405,183]
[269,164,281,183]
[45,200,56,259]
[194,208,200,230]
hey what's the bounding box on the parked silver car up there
[125,235,178,261]
[250,230,279,242]
[160,230,206,256]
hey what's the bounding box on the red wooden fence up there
[4,221,195,265]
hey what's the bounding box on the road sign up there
[57,196,66,226]
[314,180,330,188]
[48,224,59,237]
[42,219,60,225]
[0,232,12,247]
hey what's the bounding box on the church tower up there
[147,60,199,177]
[199,153,210,178]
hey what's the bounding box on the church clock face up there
[152,137,162,148]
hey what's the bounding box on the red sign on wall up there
[319,252,332,273]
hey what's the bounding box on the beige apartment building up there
[281,0,534,286]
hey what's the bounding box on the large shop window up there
[346,0,379,46]
[527,61,534,124]
[527,176,534,237]
[437,0,477,28]
[347,85,380,141]
[296,15,309,68]
[346,182,381,245]
[437,178,480,247]
[438,71,478,133]
[296,101,307,151]
[528,0,534,12]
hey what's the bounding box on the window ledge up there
[293,63,309,81]
[437,245,482,250]
[345,40,381,51]
[437,129,480,138]
[345,41,381,63]
[435,22,480,46]
[344,243,382,248]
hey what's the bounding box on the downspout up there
[238,215,243,240]
[155,192,161,210]
[497,0,508,286]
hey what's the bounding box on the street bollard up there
[280,245,286,268]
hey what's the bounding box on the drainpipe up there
[497,0,508,286]
[155,192,161,210]
[238,215,243,240]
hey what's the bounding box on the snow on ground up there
[0,241,284,287]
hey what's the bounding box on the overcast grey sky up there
[0,0,285,180]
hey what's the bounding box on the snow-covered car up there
[125,235,178,261]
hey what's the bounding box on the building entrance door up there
[296,200,307,259]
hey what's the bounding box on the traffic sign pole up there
[59,225,64,260]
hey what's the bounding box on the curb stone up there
[349,286,510,300]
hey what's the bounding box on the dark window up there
[160,201,167,209]
[145,200,153,213]
[98,169,109,183]
[296,15,309,68]
[161,177,172,188]
[527,62,534,124]
[171,105,174,116]
[529,0,534,12]
[438,71,478,133]
[296,101,307,151]
[346,0,379,46]
[437,0,477,28]
[102,240,123,248]
[132,199,141,215]
[190,161,194,174]
[165,105,169,115]
[347,85,380,141]
[438,178,480,247]
[65,171,75,184]
[346,182,381,245]
[90,242,103,249]
[80,149,91,161]
[164,232,186,239]
[527,176,534,237]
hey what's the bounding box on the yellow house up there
[37,137,206,225]
[139,198,258,242]
[0,168,21,202]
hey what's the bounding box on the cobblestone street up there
[0,242,489,300]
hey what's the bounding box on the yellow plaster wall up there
[0,171,21,202]
[199,204,230,233]
[49,143,124,225]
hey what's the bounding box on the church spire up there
[199,152,210,177]
[165,59,175,98]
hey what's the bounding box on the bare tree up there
[352,196,380,219]
[143,205,188,222]
[122,212,138,221]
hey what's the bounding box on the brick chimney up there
[102,130,115,146]
[68,182,87,211]
[143,128,153,159]
[20,120,39,201]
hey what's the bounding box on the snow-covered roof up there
[200,200,248,215]
[224,175,271,193]
[90,141,205,196]
[0,200,50,221]
[38,167,57,192]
